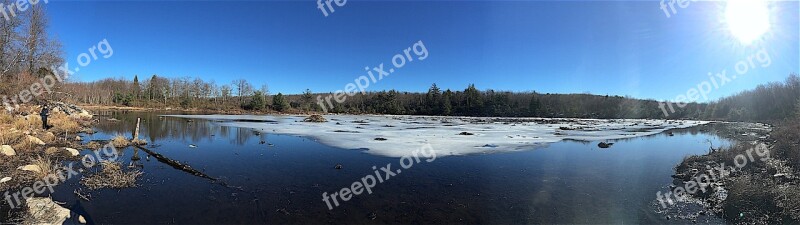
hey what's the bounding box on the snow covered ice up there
[167,115,710,158]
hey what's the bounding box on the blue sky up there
[46,0,798,101]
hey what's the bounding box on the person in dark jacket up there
[40,105,50,130]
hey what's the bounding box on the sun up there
[724,0,771,45]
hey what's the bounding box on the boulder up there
[598,142,614,148]
[79,215,87,224]
[26,197,72,225]
[27,135,46,145]
[18,165,42,173]
[64,148,80,156]
[1,145,16,156]
[0,177,11,183]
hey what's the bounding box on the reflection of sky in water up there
[54,111,729,224]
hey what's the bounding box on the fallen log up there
[132,145,216,181]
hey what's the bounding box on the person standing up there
[40,105,50,130]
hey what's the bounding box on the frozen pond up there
[167,114,710,157]
[51,111,727,224]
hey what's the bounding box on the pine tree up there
[272,93,289,112]
[464,84,483,115]
[442,89,453,116]
[301,89,314,111]
[132,75,141,99]
[249,91,266,110]
[426,83,442,114]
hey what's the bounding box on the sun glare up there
[725,0,771,45]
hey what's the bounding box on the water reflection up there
[92,110,256,146]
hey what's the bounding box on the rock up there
[27,135,46,145]
[598,142,614,148]
[0,177,11,183]
[1,145,16,156]
[78,215,87,224]
[458,132,474,136]
[26,197,71,225]
[75,136,82,141]
[77,110,93,119]
[374,138,388,141]
[64,148,80,156]
[18,165,42,173]
[335,164,343,169]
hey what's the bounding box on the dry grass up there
[12,135,40,153]
[0,111,14,124]
[80,161,141,190]
[39,132,56,144]
[110,135,130,148]
[13,116,41,131]
[30,157,58,179]
[47,112,81,133]
[86,141,101,150]
[0,131,24,146]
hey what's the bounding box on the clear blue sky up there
[46,0,798,101]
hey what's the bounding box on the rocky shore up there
[0,102,101,224]
[669,122,800,224]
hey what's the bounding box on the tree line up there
[56,73,800,122]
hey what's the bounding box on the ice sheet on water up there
[166,115,710,158]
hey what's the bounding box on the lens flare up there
[725,0,771,45]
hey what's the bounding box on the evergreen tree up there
[301,89,314,111]
[442,89,453,116]
[426,83,442,114]
[249,91,266,110]
[132,75,141,99]
[464,84,483,115]
[272,93,289,112]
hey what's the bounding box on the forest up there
[56,73,800,122]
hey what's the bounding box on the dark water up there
[51,111,730,224]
